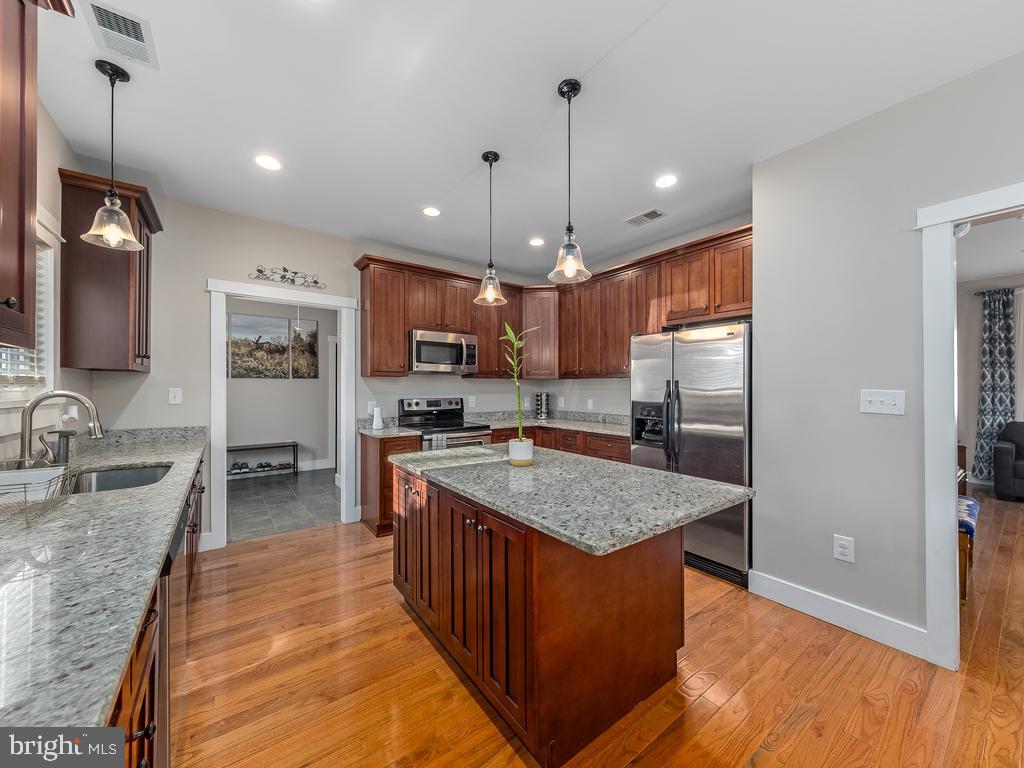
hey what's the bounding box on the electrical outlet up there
[587,398,594,410]
[523,395,530,409]
[168,387,183,405]
[558,396,565,408]
[468,396,476,408]
[833,534,855,563]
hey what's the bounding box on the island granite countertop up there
[0,427,208,727]
[391,444,753,556]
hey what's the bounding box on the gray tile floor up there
[228,468,342,542]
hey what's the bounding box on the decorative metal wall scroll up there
[248,265,327,289]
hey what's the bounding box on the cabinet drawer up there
[558,430,584,454]
[583,433,631,463]
[492,427,536,444]
[381,436,422,491]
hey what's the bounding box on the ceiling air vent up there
[86,2,159,69]
[625,209,666,227]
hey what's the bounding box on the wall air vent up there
[86,2,159,69]
[625,209,666,227]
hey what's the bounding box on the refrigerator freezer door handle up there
[672,381,683,464]
[662,379,674,460]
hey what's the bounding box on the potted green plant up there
[500,322,537,466]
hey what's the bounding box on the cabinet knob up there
[137,760,150,768]
[400,362,405,368]
[1,297,18,310]
[465,518,475,526]
[477,524,485,533]
[701,304,708,311]
[130,722,157,742]
[714,303,721,308]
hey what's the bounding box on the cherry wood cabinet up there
[0,0,37,348]
[491,426,535,444]
[557,429,584,454]
[407,272,443,330]
[601,272,631,376]
[522,288,558,379]
[712,235,753,316]
[393,471,415,602]
[398,485,684,768]
[442,279,474,332]
[662,249,711,323]
[109,584,160,768]
[357,225,750,381]
[583,433,630,463]
[360,263,408,376]
[415,484,441,630]
[557,287,580,377]
[534,426,557,449]
[360,433,421,536]
[59,170,162,372]
[629,263,662,335]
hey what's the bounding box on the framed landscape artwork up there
[228,313,319,379]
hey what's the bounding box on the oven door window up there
[416,341,462,366]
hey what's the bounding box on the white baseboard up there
[299,457,335,472]
[335,473,343,489]
[748,570,931,662]
[198,531,224,552]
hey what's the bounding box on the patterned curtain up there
[973,288,1016,480]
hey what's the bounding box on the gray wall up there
[226,298,337,466]
[752,50,1024,627]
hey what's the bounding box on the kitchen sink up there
[73,465,171,493]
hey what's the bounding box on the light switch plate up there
[468,396,476,408]
[558,396,565,408]
[833,534,855,563]
[859,389,905,415]
[523,395,531,409]
[168,387,183,405]
[587,398,594,410]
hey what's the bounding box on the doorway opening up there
[205,279,358,551]
[919,181,1024,671]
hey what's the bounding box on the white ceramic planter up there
[508,438,534,467]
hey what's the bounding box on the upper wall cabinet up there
[59,169,162,372]
[356,226,751,380]
[0,0,38,349]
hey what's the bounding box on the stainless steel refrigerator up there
[630,320,751,585]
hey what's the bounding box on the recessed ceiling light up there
[254,154,283,171]
[655,174,678,189]
[529,237,545,247]
[422,207,441,217]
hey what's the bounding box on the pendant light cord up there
[566,95,572,234]
[108,76,117,196]
[488,158,494,269]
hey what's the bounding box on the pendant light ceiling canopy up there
[548,78,591,284]
[81,59,144,252]
[474,150,508,307]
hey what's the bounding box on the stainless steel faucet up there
[20,390,104,465]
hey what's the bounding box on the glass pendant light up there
[474,150,508,306]
[548,78,591,283]
[81,60,144,252]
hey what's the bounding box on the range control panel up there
[399,397,463,414]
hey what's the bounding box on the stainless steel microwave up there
[410,329,478,374]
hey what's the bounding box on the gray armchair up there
[994,422,1024,500]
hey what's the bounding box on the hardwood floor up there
[172,493,1023,767]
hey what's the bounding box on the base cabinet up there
[394,480,684,767]
[361,434,422,535]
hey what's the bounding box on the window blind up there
[0,250,48,389]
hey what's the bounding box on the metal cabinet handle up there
[140,607,159,630]
[131,722,156,742]
[137,760,150,768]
[1,297,18,310]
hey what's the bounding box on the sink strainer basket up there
[0,460,82,527]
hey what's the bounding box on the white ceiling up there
[957,216,1024,283]
[39,0,1024,278]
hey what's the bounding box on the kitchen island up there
[389,444,753,767]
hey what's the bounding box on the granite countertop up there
[0,427,208,727]
[488,418,630,437]
[391,444,753,556]
[359,418,628,439]
[358,425,421,438]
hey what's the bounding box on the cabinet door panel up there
[535,427,557,449]
[480,512,529,731]
[497,289,522,378]
[368,265,408,375]
[662,250,710,323]
[629,264,662,335]
[442,279,473,332]
[713,238,753,315]
[522,289,558,379]
[578,281,603,376]
[407,273,443,329]
[414,485,441,631]
[470,299,500,376]
[601,273,630,376]
[557,288,579,377]
[393,476,414,602]
[441,494,480,677]
[0,0,37,347]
